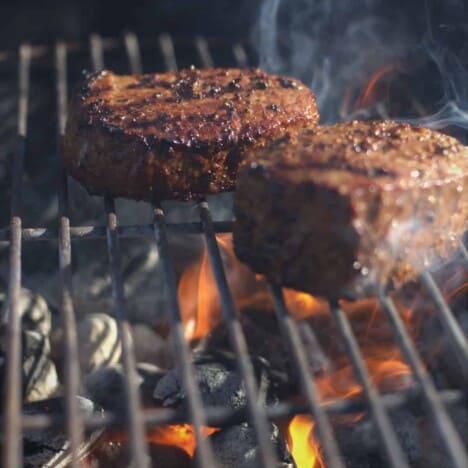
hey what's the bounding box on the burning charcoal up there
[22,396,104,467]
[198,422,295,468]
[85,363,165,413]
[0,329,58,402]
[77,313,121,374]
[153,351,275,409]
[132,323,173,369]
[0,288,51,336]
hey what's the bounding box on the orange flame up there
[147,425,218,457]
[288,415,323,468]
[356,63,402,109]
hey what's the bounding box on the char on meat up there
[63,68,318,201]
[233,120,468,297]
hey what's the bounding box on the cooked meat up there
[233,120,468,298]
[63,68,319,201]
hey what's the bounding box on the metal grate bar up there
[195,36,215,68]
[152,204,217,467]
[123,31,143,74]
[269,285,345,468]
[89,34,150,468]
[420,271,468,366]
[158,33,178,72]
[0,221,234,242]
[55,40,84,468]
[232,43,249,68]
[2,43,31,468]
[199,200,279,468]
[379,295,468,468]
[329,300,410,468]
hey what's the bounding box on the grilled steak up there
[63,68,319,201]
[233,120,468,297]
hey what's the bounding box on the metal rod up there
[158,33,178,71]
[232,43,249,68]
[7,388,466,433]
[420,271,468,366]
[0,220,234,242]
[329,300,410,468]
[55,40,84,468]
[89,33,149,468]
[269,284,344,468]
[380,295,468,468]
[2,43,31,468]
[152,204,217,467]
[195,36,214,68]
[123,31,143,74]
[199,200,279,468]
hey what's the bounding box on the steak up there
[63,68,319,201]
[233,120,468,298]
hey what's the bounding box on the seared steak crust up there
[63,68,319,201]
[233,120,468,297]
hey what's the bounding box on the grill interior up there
[0,33,467,468]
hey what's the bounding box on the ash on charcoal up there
[0,288,51,337]
[85,363,165,413]
[0,328,58,402]
[196,422,294,468]
[21,396,104,468]
[77,313,122,374]
[153,351,276,409]
[132,323,173,369]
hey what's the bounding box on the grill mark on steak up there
[63,68,319,201]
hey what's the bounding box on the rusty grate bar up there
[55,40,84,468]
[199,200,279,468]
[379,295,468,468]
[420,271,468,367]
[89,33,150,468]
[329,299,410,468]
[269,284,345,468]
[152,204,218,467]
[2,43,31,468]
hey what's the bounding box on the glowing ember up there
[288,415,323,468]
[147,425,218,457]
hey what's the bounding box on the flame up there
[356,63,401,109]
[288,415,323,468]
[147,425,218,457]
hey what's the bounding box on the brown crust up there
[63,68,319,201]
[233,120,468,298]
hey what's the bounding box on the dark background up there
[0,0,466,47]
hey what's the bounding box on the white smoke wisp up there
[253,0,468,131]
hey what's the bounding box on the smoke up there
[253,0,468,129]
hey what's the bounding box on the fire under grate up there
[0,33,467,468]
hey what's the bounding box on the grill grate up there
[0,33,467,468]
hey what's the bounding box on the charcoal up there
[22,396,104,468]
[132,323,173,369]
[198,422,295,468]
[0,329,58,402]
[330,398,468,468]
[0,288,51,336]
[153,351,275,409]
[77,313,121,374]
[201,308,300,394]
[85,363,165,413]
[86,437,192,468]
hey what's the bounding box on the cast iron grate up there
[0,33,467,468]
